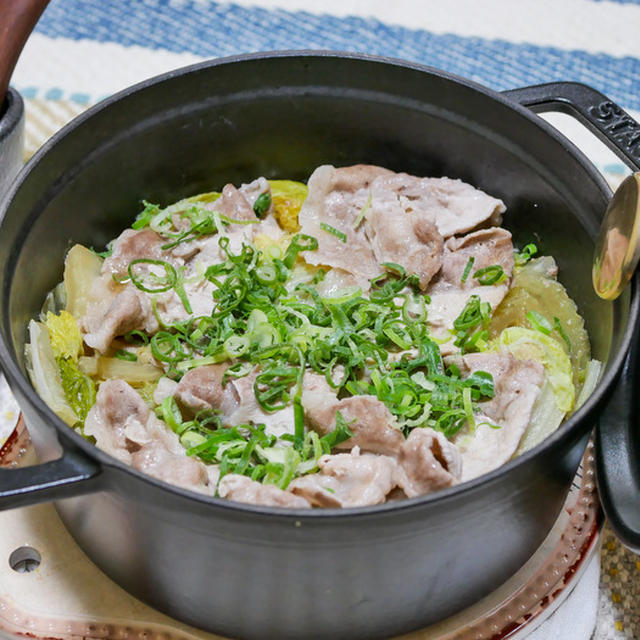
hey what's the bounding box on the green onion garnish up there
[553,316,572,350]
[461,256,475,284]
[128,259,177,293]
[353,193,372,230]
[514,243,538,266]
[453,295,492,353]
[253,192,272,218]
[132,200,160,230]
[473,264,507,286]
[111,200,501,485]
[526,310,553,335]
[320,222,347,243]
[114,349,138,362]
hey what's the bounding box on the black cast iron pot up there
[0,53,639,640]
[0,87,24,200]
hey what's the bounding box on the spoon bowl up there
[593,172,640,300]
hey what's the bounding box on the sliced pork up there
[84,378,150,461]
[174,364,239,416]
[131,440,209,492]
[298,164,506,293]
[455,351,545,481]
[301,373,404,456]
[298,164,445,290]
[363,187,443,291]
[395,428,462,497]
[374,173,505,238]
[83,285,158,354]
[289,447,397,507]
[102,228,167,277]
[84,379,211,493]
[436,227,515,292]
[218,474,310,508]
[226,369,296,439]
[211,183,258,222]
[298,165,381,285]
[239,177,272,210]
[426,227,515,353]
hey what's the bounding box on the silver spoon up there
[593,172,640,300]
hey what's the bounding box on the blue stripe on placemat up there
[35,0,640,110]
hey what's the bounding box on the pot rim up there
[0,87,24,145]
[1,50,636,519]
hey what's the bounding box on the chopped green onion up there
[123,330,149,345]
[132,200,160,230]
[224,335,250,358]
[353,193,372,230]
[114,349,138,362]
[320,222,347,243]
[514,243,538,266]
[283,234,318,268]
[526,310,553,335]
[128,259,177,293]
[253,192,272,218]
[321,411,354,451]
[453,295,492,354]
[90,246,113,259]
[382,262,406,278]
[462,386,475,429]
[461,256,475,284]
[255,264,277,284]
[180,430,207,448]
[160,396,186,435]
[553,317,572,350]
[473,264,507,286]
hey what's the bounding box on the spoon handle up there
[0,0,50,107]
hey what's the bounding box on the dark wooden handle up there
[0,0,50,106]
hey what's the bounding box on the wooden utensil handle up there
[0,0,50,107]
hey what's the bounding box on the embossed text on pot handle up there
[503,82,640,172]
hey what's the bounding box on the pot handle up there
[503,82,640,171]
[595,333,640,553]
[0,438,101,511]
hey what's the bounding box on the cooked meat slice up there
[289,447,397,507]
[435,227,514,292]
[174,364,239,416]
[83,285,157,354]
[299,165,447,290]
[84,378,150,462]
[426,286,509,356]
[330,164,395,190]
[374,173,505,238]
[239,176,272,210]
[364,187,443,291]
[425,227,515,353]
[227,369,296,439]
[153,377,179,405]
[85,379,210,491]
[218,474,310,508]
[212,183,258,221]
[102,228,166,276]
[394,428,462,497]
[455,351,544,481]
[298,165,380,285]
[131,440,209,492]
[206,465,221,488]
[301,373,404,455]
